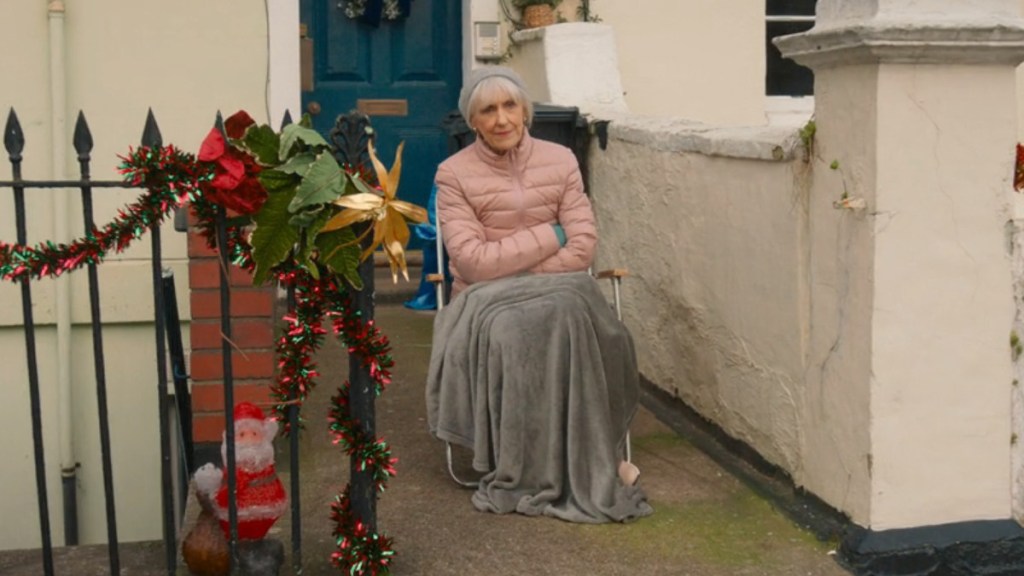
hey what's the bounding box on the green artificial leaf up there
[280,123,329,158]
[289,152,345,212]
[296,208,334,267]
[342,265,364,291]
[243,124,281,165]
[299,113,314,128]
[278,152,317,176]
[348,172,377,195]
[250,187,300,285]
[258,169,298,194]
[288,207,325,229]
[315,227,362,289]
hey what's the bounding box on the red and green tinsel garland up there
[0,146,202,282]
[1,144,398,575]
[191,171,398,575]
[331,486,395,575]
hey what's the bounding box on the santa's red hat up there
[228,401,279,441]
[233,401,266,423]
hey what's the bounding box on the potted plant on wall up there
[511,0,562,29]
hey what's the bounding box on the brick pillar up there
[187,219,278,445]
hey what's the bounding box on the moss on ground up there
[584,491,829,571]
[632,432,697,452]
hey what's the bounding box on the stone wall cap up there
[776,20,1024,68]
[512,21,612,44]
[589,113,802,162]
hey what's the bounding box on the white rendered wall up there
[869,64,1016,529]
[778,0,1024,530]
[509,23,627,115]
[0,0,274,550]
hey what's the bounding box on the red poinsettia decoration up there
[198,111,267,215]
[1015,143,1024,192]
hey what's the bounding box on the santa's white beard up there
[222,440,275,474]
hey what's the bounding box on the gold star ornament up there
[321,141,428,282]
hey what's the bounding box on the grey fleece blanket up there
[426,271,653,523]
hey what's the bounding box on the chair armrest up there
[594,268,629,280]
[426,273,446,284]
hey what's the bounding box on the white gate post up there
[777,1,1024,570]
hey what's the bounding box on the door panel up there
[302,0,462,227]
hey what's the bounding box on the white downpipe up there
[48,0,76,544]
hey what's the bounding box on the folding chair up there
[427,197,633,488]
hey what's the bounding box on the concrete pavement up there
[274,274,852,575]
[0,270,853,576]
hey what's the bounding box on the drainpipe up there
[48,0,78,546]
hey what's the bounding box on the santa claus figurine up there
[194,402,288,541]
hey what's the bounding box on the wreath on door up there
[343,0,412,26]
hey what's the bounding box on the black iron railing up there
[2,107,379,575]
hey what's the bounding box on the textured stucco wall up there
[587,117,816,491]
[0,0,275,550]
[801,64,879,526]
[588,60,1020,530]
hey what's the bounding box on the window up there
[766,0,815,96]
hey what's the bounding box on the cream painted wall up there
[490,0,766,124]
[0,0,280,549]
[580,0,765,125]
[869,64,1016,529]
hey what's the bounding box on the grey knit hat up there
[458,66,529,121]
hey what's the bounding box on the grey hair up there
[465,76,533,129]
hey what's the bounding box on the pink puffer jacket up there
[435,131,597,299]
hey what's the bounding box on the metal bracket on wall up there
[593,120,610,150]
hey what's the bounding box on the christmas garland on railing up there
[192,205,398,575]
[190,110,412,575]
[0,145,201,282]
[0,109,420,575]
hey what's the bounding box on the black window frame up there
[766,0,816,97]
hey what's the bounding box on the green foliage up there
[251,185,300,285]
[246,119,355,284]
[799,119,816,151]
[258,168,299,194]
[576,0,600,22]
[290,152,346,212]
[242,124,281,165]
[280,123,330,159]
[316,227,363,290]
[1013,330,1023,361]
[278,152,318,176]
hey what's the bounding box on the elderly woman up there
[426,66,652,524]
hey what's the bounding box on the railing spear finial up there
[141,108,162,148]
[5,108,25,162]
[73,111,94,161]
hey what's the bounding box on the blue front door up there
[300,0,462,224]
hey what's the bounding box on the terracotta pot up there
[523,4,555,28]
[182,509,230,576]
